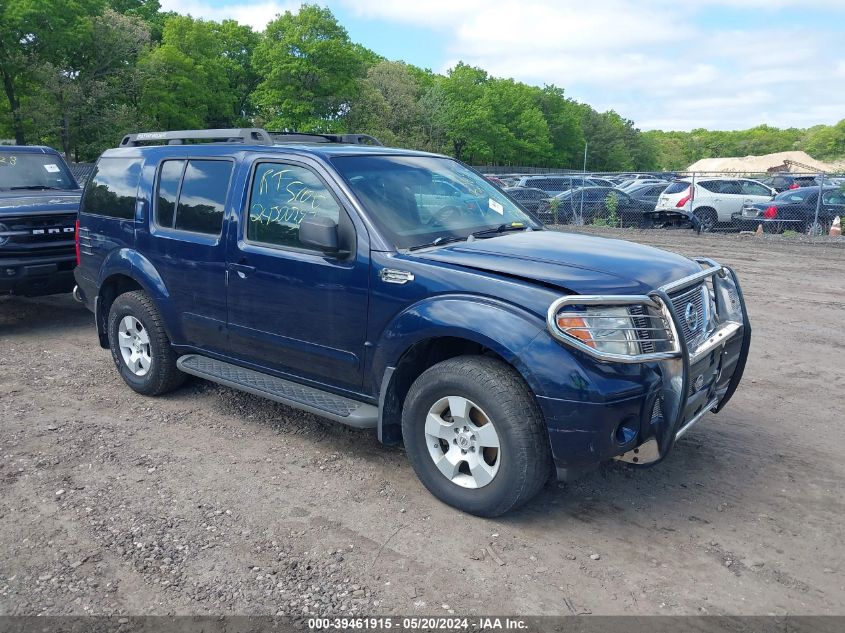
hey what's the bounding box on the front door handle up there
[229,262,256,278]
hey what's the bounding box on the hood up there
[412,230,701,295]
[0,189,82,217]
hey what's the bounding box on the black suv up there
[0,146,81,296]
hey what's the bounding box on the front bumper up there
[0,254,76,296]
[540,259,751,478]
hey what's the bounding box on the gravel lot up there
[1,229,843,617]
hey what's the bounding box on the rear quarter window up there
[664,182,690,194]
[154,159,233,236]
[81,157,143,219]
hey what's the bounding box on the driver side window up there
[247,162,341,250]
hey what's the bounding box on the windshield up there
[331,155,541,249]
[0,151,77,191]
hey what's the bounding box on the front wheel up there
[402,356,552,517]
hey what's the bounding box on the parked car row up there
[490,170,844,234]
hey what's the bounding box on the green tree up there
[535,85,586,168]
[804,120,845,160]
[31,8,149,159]
[138,14,257,130]
[252,4,366,131]
[0,0,105,145]
[438,63,496,162]
[108,0,167,40]
[346,60,425,147]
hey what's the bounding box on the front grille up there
[0,213,76,255]
[669,284,707,348]
[628,305,656,353]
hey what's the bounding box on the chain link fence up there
[479,168,845,236]
[69,162,95,186]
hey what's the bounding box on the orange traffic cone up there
[830,216,842,237]
[755,223,764,237]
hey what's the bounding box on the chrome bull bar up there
[546,257,751,464]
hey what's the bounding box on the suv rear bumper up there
[0,254,76,296]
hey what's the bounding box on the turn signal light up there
[555,315,595,348]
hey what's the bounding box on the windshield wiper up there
[407,235,467,251]
[9,185,64,191]
[470,222,531,239]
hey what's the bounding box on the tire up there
[401,356,552,517]
[805,219,831,236]
[693,207,718,232]
[107,290,186,396]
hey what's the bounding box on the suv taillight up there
[676,186,692,208]
[74,218,80,265]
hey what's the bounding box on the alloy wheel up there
[117,315,152,376]
[424,395,501,489]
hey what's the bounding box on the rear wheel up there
[107,290,186,396]
[402,356,552,517]
[805,219,831,236]
[693,207,718,232]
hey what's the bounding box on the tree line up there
[2,0,843,170]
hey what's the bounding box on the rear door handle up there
[229,262,256,278]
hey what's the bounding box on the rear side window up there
[154,159,233,236]
[740,181,772,196]
[81,158,142,219]
[823,191,845,205]
[664,181,690,194]
[698,181,721,193]
[531,178,567,192]
[719,181,742,195]
[156,160,183,227]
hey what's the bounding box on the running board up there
[177,354,378,429]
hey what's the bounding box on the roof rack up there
[267,131,382,146]
[118,128,383,148]
[119,128,274,147]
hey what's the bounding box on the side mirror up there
[299,215,339,253]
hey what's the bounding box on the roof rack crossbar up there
[119,128,274,147]
[267,131,383,146]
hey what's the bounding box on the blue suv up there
[74,129,751,516]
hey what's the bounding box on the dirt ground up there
[1,229,844,618]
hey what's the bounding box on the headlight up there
[555,306,639,356]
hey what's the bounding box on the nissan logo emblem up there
[685,302,700,332]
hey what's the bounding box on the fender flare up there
[370,296,551,446]
[98,248,170,302]
[95,249,172,345]
[371,294,547,393]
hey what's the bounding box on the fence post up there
[812,172,824,237]
[690,171,696,225]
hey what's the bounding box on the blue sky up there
[162,0,845,132]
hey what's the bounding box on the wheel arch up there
[372,296,547,445]
[95,251,171,348]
